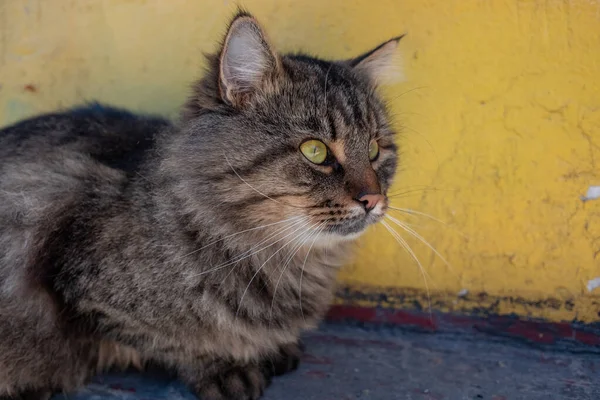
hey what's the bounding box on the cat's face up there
[179,12,402,244]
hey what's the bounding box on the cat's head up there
[172,11,402,244]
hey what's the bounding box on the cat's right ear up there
[346,35,405,87]
[218,13,280,107]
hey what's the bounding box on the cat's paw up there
[263,341,303,377]
[194,364,270,400]
[189,342,303,399]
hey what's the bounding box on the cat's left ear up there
[346,35,405,86]
[218,13,280,107]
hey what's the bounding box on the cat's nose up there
[356,193,385,213]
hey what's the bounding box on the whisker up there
[387,184,432,194]
[387,206,468,239]
[235,220,315,320]
[299,222,327,323]
[218,255,243,291]
[387,86,429,102]
[224,153,306,209]
[388,186,454,198]
[175,215,305,261]
[388,206,447,225]
[192,218,310,277]
[385,215,456,278]
[271,227,316,302]
[269,221,326,326]
[323,63,332,111]
[222,218,310,265]
[215,219,307,289]
[215,220,307,291]
[380,220,433,319]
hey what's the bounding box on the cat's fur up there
[0,11,401,400]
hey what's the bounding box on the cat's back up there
[0,103,172,222]
[0,103,172,172]
[0,104,172,289]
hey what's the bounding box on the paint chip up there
[581,186,600,201]
[458,289,469,297]
[586,277,600,293]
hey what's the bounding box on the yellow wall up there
[1,1,599,322]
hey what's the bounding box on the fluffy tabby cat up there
[0,11,402,400]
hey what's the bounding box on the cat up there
[0,10,401,400]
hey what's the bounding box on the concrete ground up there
[54,324,600,400]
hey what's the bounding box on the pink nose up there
[357,193,385,213]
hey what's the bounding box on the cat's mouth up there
[304,197,388,242]
[322,207,386,238]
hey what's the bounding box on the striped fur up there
[0,10,401,400]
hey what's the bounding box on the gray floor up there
[55,324,600,400]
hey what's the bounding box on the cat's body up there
[0,105,337,397]
[0,12,401,400]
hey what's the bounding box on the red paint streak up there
[553,323,575,339]
[327,305,437,330]
[325,305,600,348]
[492,396,507,400]
[385,309,437,330]
[327,305,377,322]
[505,323,555,344]
[23,84,38,93]
[574,331,600,346]
[304,370,328,379]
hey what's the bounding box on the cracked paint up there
[0,0,599,322]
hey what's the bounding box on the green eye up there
[368,140,380,161]
[300,139,328,164]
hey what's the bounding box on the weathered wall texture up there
[1,1,599,322]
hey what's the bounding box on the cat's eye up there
[368,140,380,161]
[300,140,328,165]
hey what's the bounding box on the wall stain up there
[23,84,38,93]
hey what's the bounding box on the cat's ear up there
[218,13,280,107]
[346,35,405,86]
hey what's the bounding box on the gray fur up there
[0,11,400,400]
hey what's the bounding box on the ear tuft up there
[349,35,405,86]
[219,14,278,106]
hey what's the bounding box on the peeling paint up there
[587,277,600,293]
[582,186,600,201]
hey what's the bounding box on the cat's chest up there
[212,247,342,321]
[166,248,342,352]
[88,244,347,362]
